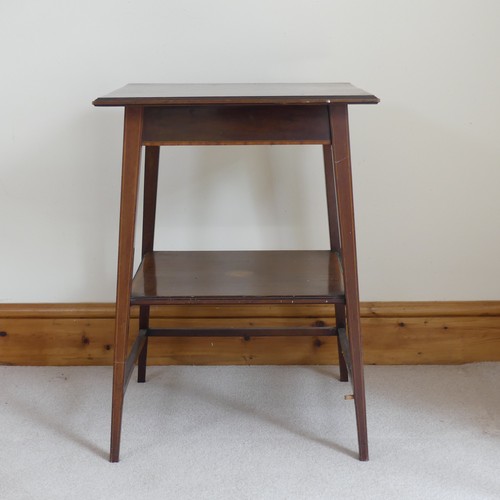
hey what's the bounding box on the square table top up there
[93,83,379,106]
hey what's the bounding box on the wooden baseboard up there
[1,302,500,366]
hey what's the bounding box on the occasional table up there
[93,83,379,462]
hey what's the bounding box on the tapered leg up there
[329,104,368,461]
[335,305,349,382]
[137,306,150,383]
[322,145,341,252]
[141,146,160,256]
[137,146,160,383]
[110,106,144,463]
[323,145,348,381]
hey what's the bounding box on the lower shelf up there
[131,250,345,305]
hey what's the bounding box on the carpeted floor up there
[1,363,499,499]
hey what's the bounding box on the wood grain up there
[1,302,500,366]
[142,105,331,145]
[93,83,379,106]
[131,251,344,305]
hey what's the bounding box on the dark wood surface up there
[142,105,331,145]
[131,251,344,305]
[328,103,368,460]
[99,84,377,462]
[110,105,144,462]
[93,83,379,106]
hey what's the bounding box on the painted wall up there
[1,0,499,302]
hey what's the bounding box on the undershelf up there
[130,250,345,306]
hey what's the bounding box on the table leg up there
[138,146,160,383]
[137,306,150,383]
[334,305,349,382]
[329,104,369,461]
[323,145,349,382]
[110,106,144,463]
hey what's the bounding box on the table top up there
[93,83,379,106]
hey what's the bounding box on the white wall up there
[1,0,499,302]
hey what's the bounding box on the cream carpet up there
[1,363,499,499]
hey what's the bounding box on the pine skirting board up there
[1,302,500,366]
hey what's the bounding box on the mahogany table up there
[93,83,379,462]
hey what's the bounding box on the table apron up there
[141,104,331,145]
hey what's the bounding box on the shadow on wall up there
[151,144,330,251]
